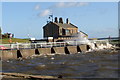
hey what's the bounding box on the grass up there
[0,38,30,44]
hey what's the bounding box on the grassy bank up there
[0,38,30,44]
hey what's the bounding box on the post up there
[35,43,37,49]
[17,43,19,50]
[108,36,111,43]
[11,44,13,49]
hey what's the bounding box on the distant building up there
[2,33,14,39]
[43,17,88,42]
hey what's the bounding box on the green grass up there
[0,38,30,44]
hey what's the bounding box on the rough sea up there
[2,49,119,79]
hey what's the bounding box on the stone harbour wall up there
[1,44,91,60]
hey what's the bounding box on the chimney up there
[54,17,58,23]
[66,18,69,24]
[59,17,63,24]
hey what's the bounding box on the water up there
[2,49,119,78]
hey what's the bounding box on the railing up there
[90,39,109,44]
[0,42,67,50]
[0,40,110,50]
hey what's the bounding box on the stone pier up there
[0,44,92,60]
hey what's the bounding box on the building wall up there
[59,28,78,36]
[43,22,88,42]
[43,23,59,39]
[66,28,78,34]
[43,23,78,39]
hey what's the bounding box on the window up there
[65,29,70,35]
[59,29,62,35]
[62,29,70,35]
[71,30,73,33]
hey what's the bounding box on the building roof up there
[54,22,78,28]
[43,22,78,29]
[79,31,88,36]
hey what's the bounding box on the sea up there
[2,49,119,79]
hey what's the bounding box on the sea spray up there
[65,31,113,51]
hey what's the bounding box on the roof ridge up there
[69,23,78,28]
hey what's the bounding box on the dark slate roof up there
[79,31,88,36]
[54,22,78,28]
[43,22,78,29]
[71,31,88,36]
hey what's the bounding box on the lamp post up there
[9,33,13,49]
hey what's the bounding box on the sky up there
[1,2,118,39]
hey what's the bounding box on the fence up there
[0,40,109,50]
[0,42,67,50]
[90,39,109,44]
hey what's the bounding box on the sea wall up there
[1,50,17,60]
[53,47,65,54]
[1,44,91,60]
[67,46,77,54]
[19,49,35,58]
[38,48,51,55]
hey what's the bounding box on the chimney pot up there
[59,17,63,24]
[54,17,58,23]
[66,18,69,24]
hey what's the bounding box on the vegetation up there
[0,38,30,44]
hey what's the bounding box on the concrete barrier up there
[94,43,98,48]
[96,43,101,48]
[17,50,22,58]
[35,49,40,55]
[79,45,87,52]
[12,50,17,59]
[64,47,70,54]
[53,47,65,54]
[51,47,55,54]
[67,46,77,54]
[87,45,91,50]
[19,49,35,58]
[2,50,17,60]
[1,44,92,60]
[77,46,82,53]
[38,48,51,55]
